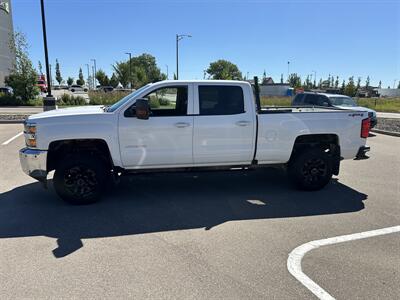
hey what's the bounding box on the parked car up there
[69,85,88,93]
[292,92,377,127]
[98,86,114,92]
[20,80,371,204]
[0,86,13,96]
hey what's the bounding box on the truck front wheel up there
[288,148,333,191]
[53,155,107,204]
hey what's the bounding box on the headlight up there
[24,122,37,147]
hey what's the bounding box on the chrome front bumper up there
[19,148,48,182]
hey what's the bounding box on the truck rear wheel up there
[53,155,106,204]
[288,148,333,191]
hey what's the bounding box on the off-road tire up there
[53,155,107,204]
[288,148,333,191]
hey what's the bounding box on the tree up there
[206,59,242,80]
[344,76,356,97]
[365,76,370,88]
[280,74,283,84]
[335,76,339,88]
[95,69,110,86]
[55,59,62,86]
[341,80,345,93]
[38,61,43,75]
[113,53,166,88]
[288,73,301,88]
[76,68,85,86]
[398,81,400,89]
[67,77,74,86]
[4,31,39,101]
[356,77,361,90]
[109,73,119,88]
[378,80,382,88]
[262,69,266,82]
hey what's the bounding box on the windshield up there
[107,84,152,112]
[329,96,357,107]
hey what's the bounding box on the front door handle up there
[235,120,251,127]
[174,122,191,128]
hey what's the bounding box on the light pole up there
[312,70,317,88]
[287,61,290,82]
[85,63,90,89]
[91,58,97,88]
[40,0,56,110]
[92,65,95,89]
[125,52,132,89]
[176,34,191,80]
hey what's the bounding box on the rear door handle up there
[174,122,191,128]
[235,121,251,127]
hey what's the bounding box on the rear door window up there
[292,94,305,105]
[198,86,244,115]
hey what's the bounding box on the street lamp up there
[40,0,56,110]
[125,52,132,89]
[176,34,192,80]
[287,61,290,82]
[91,58,97,88]
[312,70,317,88]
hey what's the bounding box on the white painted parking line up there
[1,132,23,145]
[287,225,400,300]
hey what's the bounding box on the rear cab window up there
[198,85,245,115]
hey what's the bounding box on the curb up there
[371,128,400,137]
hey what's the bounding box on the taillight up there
[361,118,370,138]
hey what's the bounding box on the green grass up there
[355,98,400,113]
[260,96,292,107]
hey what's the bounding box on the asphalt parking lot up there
[0,123,399,299]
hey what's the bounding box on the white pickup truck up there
[19,80,371,204]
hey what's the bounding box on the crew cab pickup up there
[19,80,371,204]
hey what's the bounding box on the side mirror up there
[135,98,150,120]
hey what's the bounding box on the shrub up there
[88,90,130,105]
[148,95,160,108]
[159,97,170,106]
[58,94,86,106]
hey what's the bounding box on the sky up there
[10,0,400,87]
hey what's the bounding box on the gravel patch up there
[375,118,400,133]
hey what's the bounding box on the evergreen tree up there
[378,80,382,88]
[335,76,339,88]
[356,77,361,89]
[344,76,356,97]
[280,73,283,83]
[76,68,85,85]
[67,77,74,86]
[365,76,370,88]
[38,61,43,75]
[55,59,62,86]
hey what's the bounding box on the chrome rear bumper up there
[19,148,48,183]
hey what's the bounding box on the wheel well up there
[289,134,341,175]
[47,139,113,172]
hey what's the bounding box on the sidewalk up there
[377,112,400,119]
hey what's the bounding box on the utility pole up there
[40,0,56,110]
[287,61,290,82]
[91,58,97,88]
[125,52,132,89]
[85,63,90,89]
[176,34,191,80]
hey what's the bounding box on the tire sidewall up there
[53,155,107,204]
[289,148,333,191]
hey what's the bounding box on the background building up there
[0,0,15,87]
